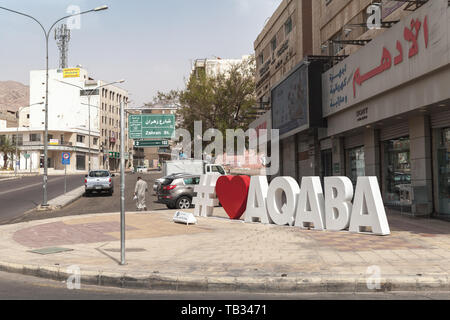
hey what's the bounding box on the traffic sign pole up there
[61,153,71,194]
[64,163,67,194]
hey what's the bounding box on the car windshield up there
[89,171,109,178]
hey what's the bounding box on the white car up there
[136,166,148,173]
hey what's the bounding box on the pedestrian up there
[134,176,148,211]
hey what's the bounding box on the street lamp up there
[15,102,44,176]
[55,79,125,171]
[0,5,108,207]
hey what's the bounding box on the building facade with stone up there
[253,0,450,218]
[0,68,131,173]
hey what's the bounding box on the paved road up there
[0,271,447,300]
[6,172,166,224]
[0,174,84,224]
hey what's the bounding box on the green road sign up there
[109,152,121,159]
[24,153,30,159]
[129,114,175,139]
[134,140,169,147]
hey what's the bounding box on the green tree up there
[0,137,15,170]
[178,56,256,136]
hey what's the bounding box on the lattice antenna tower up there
[54,24,71,69]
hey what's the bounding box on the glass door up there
[383,137,411,210]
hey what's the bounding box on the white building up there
[0,67,130,173]
[191,55,252,78]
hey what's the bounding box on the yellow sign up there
[63,68,80,78]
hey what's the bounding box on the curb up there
[0,261,448,293]
[37,186,85,211]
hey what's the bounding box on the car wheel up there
[85,191,90,197]
[176,196,191,209]
[167,203,176,209]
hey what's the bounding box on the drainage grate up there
[29,247,74,255]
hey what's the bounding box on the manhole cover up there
[29,247,74,255]
[104,248,146,253]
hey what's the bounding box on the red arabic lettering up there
[423,15,429,48]
[353,47,392,98]
[394,41,403,65]
[404,18,421,58]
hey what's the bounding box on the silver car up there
[156,174,200,209]
[85,170,115,196]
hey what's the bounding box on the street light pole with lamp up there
[15,102,45,176]
[55,79,125,172]
[0,4,108,207]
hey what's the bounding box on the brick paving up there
[0,208,449,289]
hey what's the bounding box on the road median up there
[37,186,85,211]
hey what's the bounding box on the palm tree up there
[0,137,15,170]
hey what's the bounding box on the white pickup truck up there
[162,160,226,177]
[84,170,115,196]
[153,160,226,195]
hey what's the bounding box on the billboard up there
[63,68,80,78]
[271,63,308,137]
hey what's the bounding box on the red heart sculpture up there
[216,175,251,220]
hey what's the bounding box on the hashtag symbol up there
[193,174,219,217]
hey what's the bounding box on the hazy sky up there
[0,0,282,107]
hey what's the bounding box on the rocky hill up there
[0,81,29,112]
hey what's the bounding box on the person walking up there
[134,176,148,211]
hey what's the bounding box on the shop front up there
[432,110,450,217]
[321,0,450,217]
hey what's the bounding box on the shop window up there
[346,146,365,187]
[383,137,411,209]
[321,149,333,183]
[437,128,450,215]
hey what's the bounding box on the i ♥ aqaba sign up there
[193,175,390,236]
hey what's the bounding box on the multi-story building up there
[98,80,131,171]
[254,0,312,110]
[0,67,131,172]
[319,0,450,218]
[253,0,450,219]
[192,55,252,79]
[0,109,18,128]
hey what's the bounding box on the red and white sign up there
[193,174,391,236]
[322,0,449,117]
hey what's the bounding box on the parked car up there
[136,166,148,173]
[85,170,115,196]
[156,174,201,209]
[153,173,186,195]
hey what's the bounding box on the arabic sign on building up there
[128,114,175,139]
[63,68,80,78]
[322,0,449,117]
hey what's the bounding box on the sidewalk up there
[0,208,449,293]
